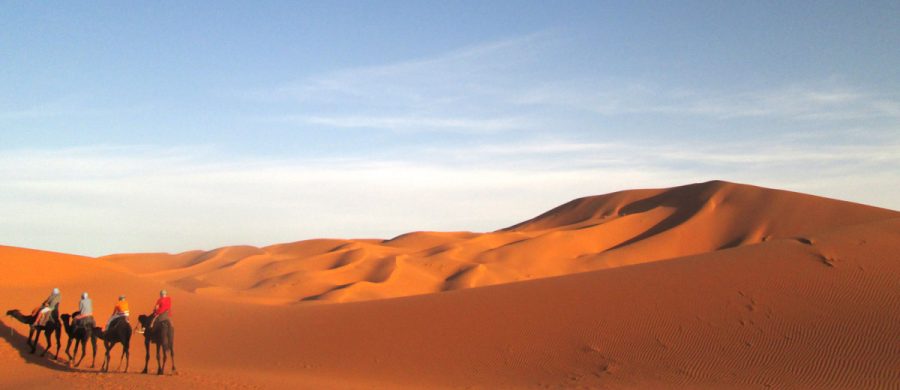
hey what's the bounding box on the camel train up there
[5,289,175,375]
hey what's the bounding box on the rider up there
[104,295,129,331]
[149,289,171,331]
[33,288,61,328]
[74,292,94,327]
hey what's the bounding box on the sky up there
[2,1,899,256]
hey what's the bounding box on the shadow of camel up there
[0,318,74,372]
[1,318,144,376]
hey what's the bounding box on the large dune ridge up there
[1,180,899,388]
[101,180,898,304]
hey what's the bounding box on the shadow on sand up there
[0,318,136,375]
[0,317,73,372]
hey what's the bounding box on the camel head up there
[59,313,73,329]
[60,312,81,323]
[137,314,150,328]
[59,313,81,335]
[5,309,35,325]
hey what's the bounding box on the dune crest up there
[3,180,900,388]
[100,180,898,304]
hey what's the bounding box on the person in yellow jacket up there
[104,295,130,331]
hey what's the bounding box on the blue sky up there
[2,1,899,256]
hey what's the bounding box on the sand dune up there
[102,180,899,304]
[2,180,899,388]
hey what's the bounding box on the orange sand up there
[1,180,898,388]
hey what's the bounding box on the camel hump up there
[110,315,129,328]
[154,318,172,330]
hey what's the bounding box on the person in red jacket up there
[149,289,171,331]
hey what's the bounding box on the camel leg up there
[90,334,97,368]
[169,344,176,374]
[65,337,74,361]
[160,346,168,375]
[29,329,40,354]
[33,329,41,354]
[123,345,130,373]
[102,341,111,372]
[27,327,36,349]
[40,330,51,357]
[54,328,61,360]
[141,339,150,374]
[72,340,81,366]
[169,328,176,373]
[75,340,86,367]
[156,344,163,375]
[71,340,78,364]
[116,345,125,371]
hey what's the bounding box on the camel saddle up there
[75,316,95,330]
[151,318,170,332]
[109,316,129,328]
[33,308,56,327]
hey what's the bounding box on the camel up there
[5,309,62,359]
[60,312,99,368]
[96,316,132,372]
[137,314,175,375]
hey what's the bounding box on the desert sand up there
[2,180,899,388]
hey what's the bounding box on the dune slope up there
[2,180,899,388]
[102,181,899,304]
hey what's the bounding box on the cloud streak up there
[276,114,529,133]
[4,32,899,256]
[247,31,900,140]
[514,81,900,122]
[249,32,558,133]
[2,135,897,257]
[0,145,677,256]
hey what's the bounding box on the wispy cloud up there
[249,32,555,133]
[275,114,529,132]
[263,32,550,104]
[0,95,147,124]
[2,133,897,257]
[247,29,900,139]
[6,32,899,256]
[418,130,900,168]
[663,87,900,121]
[0,144,681,256]
[513,81,900,121]
[0,100,98,120]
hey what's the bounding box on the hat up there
[52,288,60,295]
